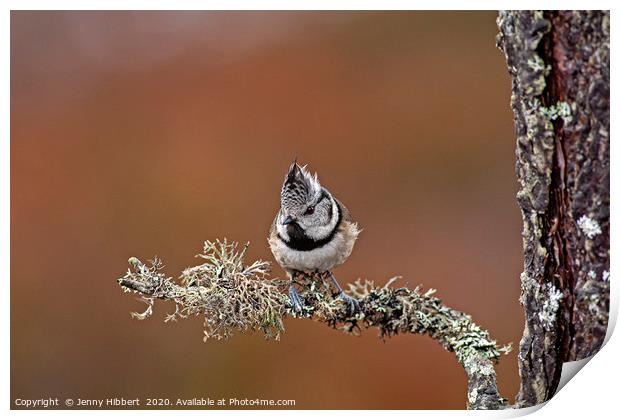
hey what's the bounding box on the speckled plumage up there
[268,162,360,275]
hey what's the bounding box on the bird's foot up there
[326,271,361,315]
[337,292,361,315]
[288,285,305,317]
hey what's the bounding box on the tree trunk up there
[496,10,610,408]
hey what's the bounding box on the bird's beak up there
[282,215,295,225]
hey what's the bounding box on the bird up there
[268,159,361,314]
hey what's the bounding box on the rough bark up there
[496,10,610,408]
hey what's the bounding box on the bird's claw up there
[338,292,361,315]
[288,286,305,316]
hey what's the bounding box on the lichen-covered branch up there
[496,10,609,408]
[117,239,511,410]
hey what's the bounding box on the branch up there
[117,239,512,409]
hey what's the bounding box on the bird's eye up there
[304,206,315,215]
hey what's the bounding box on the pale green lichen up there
[117,239,511,361]
[468,388,478,405]
[519,273,564,331]
[538,284,563,330]
[519,273,537,305]
[579,281,609,323]
[577,215,602,239]
[120,239,288,340]
[539,101,572,124]
[117,238,511,409]
[526,71,548,96]
[527,55,551,74]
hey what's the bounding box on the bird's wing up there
[335,197,354,223]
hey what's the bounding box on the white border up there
[3,2,618,420]
[0,1,616,11]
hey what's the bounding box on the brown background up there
[11,11,523,409]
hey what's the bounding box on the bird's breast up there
[269,221,360,273]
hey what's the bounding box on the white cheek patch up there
[304,199,339,241]
[276,223,289,242]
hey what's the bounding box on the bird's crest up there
[281,159,321,207]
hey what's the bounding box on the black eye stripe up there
[316,189,329,205]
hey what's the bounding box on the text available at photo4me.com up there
[14,397,297,408]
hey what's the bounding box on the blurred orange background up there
[11,11,523,409]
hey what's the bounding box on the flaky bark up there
[496,10,610,408]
